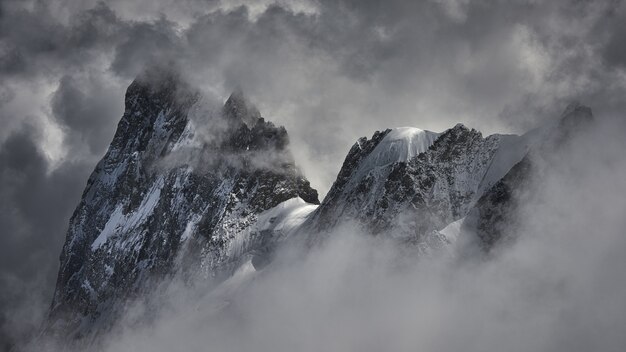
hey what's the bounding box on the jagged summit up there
[46,66,592,346]
[303,122,530,245]
[47,72,318,338]
[560,102,593,132]
[223,89,262,128]
[562,101,591,117]
[452,122,469,129]
[359,127,441,171]
[465,104,595,251]
[128,66,198,109]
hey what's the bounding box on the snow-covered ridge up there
[254,197,318,237]
[226,197,318,266]
[49,72,320,339]
[357,127,440,175]
[306,122,535,243]
[229,197,317,251]
[53,65,588,344]
[91,176,165,251]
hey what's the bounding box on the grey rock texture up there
[304,124,530,250]
[47,69,318,337]
[466,103,593,251]
[46,66,590,343]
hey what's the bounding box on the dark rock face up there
[222,89,262,128]
[466,103,593,251]
[47,70,318,337]
[47,64,591,342]
[465,155,534,250]
[304,124,529,249]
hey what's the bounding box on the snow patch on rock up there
[91,177,165,251]
[359,127,440,173]
[438,217,465,243]
[255,197,318,237]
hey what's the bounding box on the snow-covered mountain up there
[46,68,591,341]
[46,69,318,337]
[302,123,534,251]
[463,103,594,251]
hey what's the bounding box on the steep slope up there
[303,123,533,249]
[46,66,587,343]
[47,69,318,337]
[464,103,594,251]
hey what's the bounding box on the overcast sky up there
[1,0,626,349]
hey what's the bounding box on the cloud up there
[51,73,123,157]
[0,127,90,349]
[1,0,626,349]
[29,113,626,352]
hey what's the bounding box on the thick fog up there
[26,114,626,352]
[2,0,626,350]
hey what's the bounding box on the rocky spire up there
[46,71,319,340]
[223,89,261,128]
[466,103,594,251]
[560,102,593,132]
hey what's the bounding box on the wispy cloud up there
[2,0,626,349]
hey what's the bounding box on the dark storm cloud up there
[0,127,90,349]
[601,3,626,69]
[37,114,626,352]
[51,74,122,155]
[0,2,116,79]
[1,0,626,348]
[109,16,183,78]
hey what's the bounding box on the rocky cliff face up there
[303,124,531,251]
[47,67,589,341]
[47,70,318,337]
[464,103,594,251]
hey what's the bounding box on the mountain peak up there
[223,89,261,128]
[361,127,440,169]
[560,102,593,129]
[562,101,589,116]
[47,77,320,337]
[129,65,196,99]
[444,123,471,134]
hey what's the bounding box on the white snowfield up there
[227,197,318,259]
[254,197,318,237]
[360,127,441,172]
[91,176,165,251]
[438,217,464,243]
